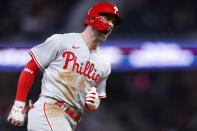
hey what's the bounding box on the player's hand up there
[85,87,100,111]
[7,100,26,126]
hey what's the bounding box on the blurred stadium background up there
[1,0,197,131]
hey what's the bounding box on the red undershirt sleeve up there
[15,58,41,102]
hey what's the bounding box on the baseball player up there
[7,2,122,131]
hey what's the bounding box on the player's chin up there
[100,32,111,42]
[95,29,111,42]
[97,35,108,42]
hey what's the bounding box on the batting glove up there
[7,100,33,126]
[85,87,100,111]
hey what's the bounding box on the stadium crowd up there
[0,0,197,42]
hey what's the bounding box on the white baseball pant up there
[27,96,77,131]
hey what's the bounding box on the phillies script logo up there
[62,51,100,83]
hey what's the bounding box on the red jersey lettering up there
[62,51,101,83]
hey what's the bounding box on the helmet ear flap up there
[91,16,96,21]
[91,16,109,30]
[86,13,109,31]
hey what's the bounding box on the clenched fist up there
[85,87,100,111]
[7,100,26,126]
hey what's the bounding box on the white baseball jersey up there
[29,33,111,114]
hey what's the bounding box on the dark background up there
[1,0,197,131]
[1,71,197,131]
[1,0,197,42]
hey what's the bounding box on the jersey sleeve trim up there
[99,93,106,98]
[29,50,43,70]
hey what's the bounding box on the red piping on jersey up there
[44,102,54,131]
[29,50,43,70]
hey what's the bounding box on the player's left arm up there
[85,87,100,111]
[85,64,111,112]
[85,77,109,112]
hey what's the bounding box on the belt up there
[55,102,81,122]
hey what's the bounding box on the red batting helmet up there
[85,2,123,31]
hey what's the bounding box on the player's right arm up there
[7,34,61,126]
[7,34,62,126]
[7,58,41,126]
